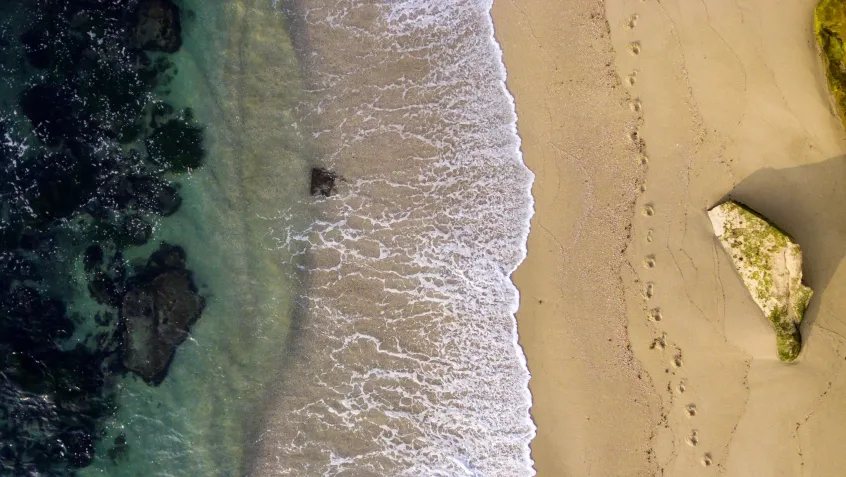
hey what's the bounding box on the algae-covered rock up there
[708,201,813,361]
[815,0,846,129]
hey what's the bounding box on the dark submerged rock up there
[120,244,204,385]
[58,426,96,468]
[148,241,186,269]
[19,84,80,146]
[311,167,338,197]
[26,152,98,221]
[107,432,128,462]
[20,26,53,69]
[131,0,183,53]
[0,252,38,283]
[119,214,153,246]
[89,271,121,307]
[150,101,176,128]
[145,117,205,172]
[0,286,74,349]
[118,121,144,144]
[0,285,115,474]
[84,245,104,272]
[116,176,183,216]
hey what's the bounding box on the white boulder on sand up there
[708,201,813,361]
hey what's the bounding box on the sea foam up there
[259,0,536,475]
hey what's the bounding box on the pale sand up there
[495,0,846,475]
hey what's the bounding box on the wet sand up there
[495,0,846,474]
[491,0,659,474]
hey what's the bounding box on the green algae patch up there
[815,0,846,130]
[769,306,803,361]
[708,201,812,362]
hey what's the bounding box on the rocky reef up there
[121,244,205,385]
[0,0,207,472]
[708,201,813,361]
[815,0,846,129]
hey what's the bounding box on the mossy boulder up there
[708,201,813,361]
[815,0,846,129]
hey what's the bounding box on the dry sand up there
[494,0,846,475]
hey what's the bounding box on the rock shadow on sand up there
[719,155,846,346]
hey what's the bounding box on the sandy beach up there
[495,0,846,475]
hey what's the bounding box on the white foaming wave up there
[266,0,537,475]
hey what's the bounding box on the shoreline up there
[492,0,660,475]
[498,0,846,474]
[485,0,540,471]
[243,0,538,473]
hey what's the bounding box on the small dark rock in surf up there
[107,433,128,463]
[311,167,338,197]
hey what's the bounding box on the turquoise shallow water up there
[0,0,309,475]
[0,0,536,474]
[83,1,311,475]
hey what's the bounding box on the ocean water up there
[0,0,535,475]
[82,1,312,475]
[249,0,536,475]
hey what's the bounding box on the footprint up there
[636,153,648,166]
[628,41,641,55]
[701,453,712,467]
[672,353,683,368]
[649,334,666,350]
[630,129,641,143]
[677,379,687,394]
[626,14,639,29]
[625,73,637,87]
[642,204,655,216]
[630,99,642,113]
[639,184,647,193]
[686,430,699,447]
[647,308,662,322]
[643,255,656,269]
[644,282,654,299]
[686,404,697,418]
[646,229,653,243]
